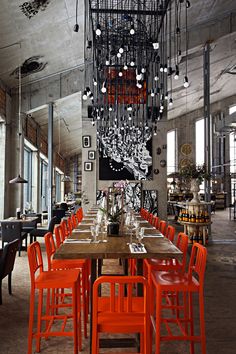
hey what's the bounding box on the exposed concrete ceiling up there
[27,92,82,158]
[0,0,236,157]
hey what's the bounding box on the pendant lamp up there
[9,63,27,184]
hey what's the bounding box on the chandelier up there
[84,0,190,179]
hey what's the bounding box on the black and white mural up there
[96,190,105,206]
[124,182,142,212]
[99,132,152,180]
[142,190,158,215]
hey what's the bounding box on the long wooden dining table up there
[54,209,182,353]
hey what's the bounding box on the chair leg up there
[155,287,162,354]
[72,284,79,354]
[8,272,12,295]
[189,292,195,354]
[199,291,206,354]
[36,289,43,352]
[28,289,35,354]
[0,280,2,305]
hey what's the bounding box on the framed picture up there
[88,150,95,160]
[84,161,93,171]
[82,135,91,148]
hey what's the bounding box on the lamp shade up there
[9,175,28,184]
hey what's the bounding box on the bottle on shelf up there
[185,209,189,222]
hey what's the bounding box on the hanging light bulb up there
[128,114,132,120]
[105,56,110,65]
[118,69,123,77]
[186,0,191,8]
[119,45,124,54]
[141,67,146,73]
[169,98,173,107]
[164,64,168,73]
[101,81,107,93]
[91,120,95,126]
[160,64,164,72]
[124,64,128,70]
[174,65,179,80]
[136,82,142,88]
[165,92,168,100]
[152,42,159,50]
[97,115,101,120]
[183,76,189,88]
[89,93,94,100]
[153,126,157,136]
[86,87,91,96]
[136,73,142,81]
[109,105,113,112]
[82,90,88,100]
[160,102,164,110]
[150,90,155,97]
[117,52,121,58]
[93,77,97,86]
[130,23,135,35]
[96,24,101,36]
[154,75,159,81]
[130,59,135,67]
[127,104,132,111]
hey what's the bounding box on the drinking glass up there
[137,227,145,244]
[90,225,98,242]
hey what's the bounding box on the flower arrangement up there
[99,206,125,223]
[179,163,211,183]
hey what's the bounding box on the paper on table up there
[129,243,147,254]
[73,229,91,233]
[143,234,164,238]
[64,239,91,243]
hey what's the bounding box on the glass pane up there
[195,119,205,191]
[167,130,176,175]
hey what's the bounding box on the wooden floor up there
[0,209,235,353]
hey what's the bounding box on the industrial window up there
[167,129,177,175]
[230,132,236,203]
[195,118,205,191]
[40,158,48,212]
[23,146,32,209]
[55,171,61,202]
[229,105,236,115]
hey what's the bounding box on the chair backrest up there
[93,275,148,318]
[1,221,22,243]
[0,239,19,280]
[165,225,175,242]
[148,213,153,224]
[152,216,159,229]
[176,232,189,272]
[48,216,58,233]
[159,220,167,235]
[44,232,56,270]
[76,207,83,222]
[27,241,44,287]
[188,243,207,288]
[67,217,73,235]
[60,219,69,238]
[54,225,65,248]
[71,214,78,229]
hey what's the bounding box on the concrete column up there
[48,102,53,222]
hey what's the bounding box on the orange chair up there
[44,232,89,338]
[148,213,154,224]
[158,220,167,235]
[54,224,66,248]
[164,225,175,242]
[27,241,82,354]
[152,216,159,229]
[92,275,150,354]
[61,219,70,238]
[151,243,207,354]
[67,216,73,234]
[76,207,83,222]
[72,213,78,229]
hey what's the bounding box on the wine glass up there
[136,227,145,244]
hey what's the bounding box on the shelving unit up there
[178,201,212,245]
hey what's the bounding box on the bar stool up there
[27,241,82,354]
[151,243,207,354]
[44,232,89,338]
[92,275,150,354]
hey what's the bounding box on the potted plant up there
[99,207,125,236]
[179,163,211,203]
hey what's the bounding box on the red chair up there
[67,216,73,234]
[92,275,151,354]
[76,207,83,222]
[148,213,154,224]
[164,225,175,242]
[60,219,70,238]
[54,224,66,248]
[72,214,78,229]
[158,220,167,235]
[27,241,82,354]
[152,216,159,229]
[151,243,207,354]
[44,232,89,338]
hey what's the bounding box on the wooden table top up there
[1,216,38,223]
[54,227,182,261]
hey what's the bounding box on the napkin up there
[143,234,164,238]
[129,243,147,254]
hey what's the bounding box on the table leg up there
[90,259,97,354]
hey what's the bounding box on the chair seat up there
[35,269,80,289]
[151,270,200,292]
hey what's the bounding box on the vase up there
[190,178,201,203]
[107,222,120,236]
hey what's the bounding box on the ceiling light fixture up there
[130,23,135,35]
[95,24,101,36]
[73,0,79,32]
[183,76,189,88]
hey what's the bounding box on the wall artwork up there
[84,162,93,171]
[124,182,142,212]
[96,190,105,206]
[99,138,152,180]
[142,190,158,215]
